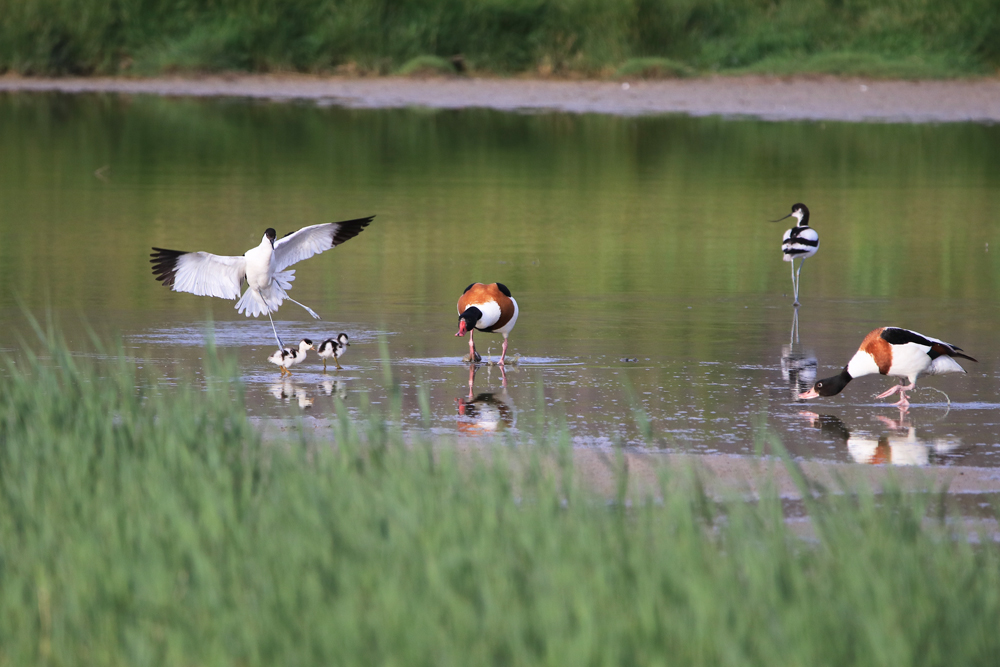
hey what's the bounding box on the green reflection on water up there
[1,92,998,362]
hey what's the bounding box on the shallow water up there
[2,92,999,467]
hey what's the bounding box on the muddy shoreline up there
[3,73,1000,122]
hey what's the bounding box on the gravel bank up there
[3,74,1000,122]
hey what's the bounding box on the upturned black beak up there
[769,213,793,222]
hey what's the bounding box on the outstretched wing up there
[150,248,246,300]
[273,216,374,272]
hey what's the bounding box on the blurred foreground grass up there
[0,0,998,78]
[1,330,1000,665]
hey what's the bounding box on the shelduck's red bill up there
[798,388,820,400]
[455,320,468,337]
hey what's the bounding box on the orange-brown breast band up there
[859,327,892,375]
[457,283,489,314]
[871,438,891,465]
[457,283,514,331]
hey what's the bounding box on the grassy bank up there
[2,332,1000,665]
[0,0,998,78]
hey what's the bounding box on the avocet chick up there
[267,338,314,376]
[317,333,350,371]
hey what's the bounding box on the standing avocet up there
[151,216,374,348]
[774,203,818,306]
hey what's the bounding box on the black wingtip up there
[330,215,375,247]
[150,247,187,288]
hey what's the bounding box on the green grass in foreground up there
[1,331,1000,665]
[0,0,998,78]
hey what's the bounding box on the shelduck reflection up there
[456,363,515,435]
[798,410,963,466]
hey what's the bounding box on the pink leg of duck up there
[877,383,914,409]
[469,330,479,363]
[499,335,509,366]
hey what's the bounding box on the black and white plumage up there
[267,339,315,376]
[774,203,818,306]
[781,306,817,399]
[799,327,976,409]
[151,216,374,348]
[317,333,350,372]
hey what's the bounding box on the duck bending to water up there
[799,327,976,409]
[455,282,519,365]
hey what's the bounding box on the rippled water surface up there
[2,92,999,467]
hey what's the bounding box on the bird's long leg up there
[258,290,285,349]
[499,335,509,366]
[267,311,285,350]
[255,288,285,349]
[322,359,328,373]
[468,362,476,400]
[335,357,342,370]
[795,258,805,306]
[790,260,798,305]
[286,297,321,320]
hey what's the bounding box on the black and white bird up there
[151,216,374,348]
[799,327,976,409]
[774,203,818,306]
[317,333,350,371]
[267,339,315,376]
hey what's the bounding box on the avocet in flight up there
[151,216,373,348]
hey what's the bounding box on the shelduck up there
[317,333,350,371]
[799,327,976,408]
[455,283,519,365]
[773,203,818,306]
[267,339,315,376]
[151,216,373,348]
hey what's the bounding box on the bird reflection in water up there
[456,363,514,435]
[269,378,314,409]
[798,410,963,466]
[319,378,347,399]
[781,307,817,400]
